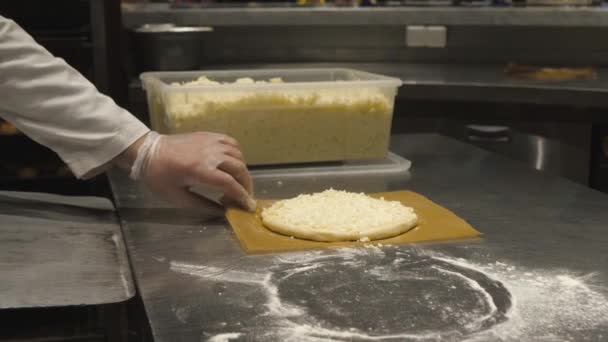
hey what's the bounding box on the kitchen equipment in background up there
[133,24,213,72]
[441,120,591,185]
[0,1,94,80]
[169,0,218,7]
[168,0,302,7]
[403,0,453,6]
[525,0,594,5]
[454,0,493,6]
[297,0,327,5]
[130,0,605,6]
[589,124,608,193]
[333,0,361,5]
[464,125,511,142]
[505,64,597,81]
[0,120,19,136]
[140,68,402,165]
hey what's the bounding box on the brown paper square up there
[225,190,481,254]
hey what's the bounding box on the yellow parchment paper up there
[225,190,481,254]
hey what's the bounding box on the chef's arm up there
[0,15,150,179]
[0,16,255,211]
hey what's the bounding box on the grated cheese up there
[261,189,418,242]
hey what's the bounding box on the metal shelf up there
[123,4,608,28]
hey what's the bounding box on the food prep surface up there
[0,192,134,309]
[108,133,608,341]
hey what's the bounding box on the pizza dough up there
[260,189,418,242]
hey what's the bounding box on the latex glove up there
[128,131,256,211]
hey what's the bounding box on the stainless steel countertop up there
[0,191,135,309]
[122,4,608,28]
[109,134,608,341]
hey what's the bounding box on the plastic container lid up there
[249,152,411,179]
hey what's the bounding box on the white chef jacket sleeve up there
[0,15,150,179]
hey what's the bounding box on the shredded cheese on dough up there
[261,189,416,234]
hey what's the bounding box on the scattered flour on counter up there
[262,273,305,317]
[111,234,133,295]
[278,322,444,342]
[170,262,265,284]
[207,332,242,342]
[279,264,326,280]
[276,246,380,264]
[431,266,498,332]
[275,250,333,264]
[434,257,608,341]
[170,260,304,318]
[173,247,608,341]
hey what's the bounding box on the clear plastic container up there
[189,152,412,205]
[140,68,402,165]
[249,152,411,179]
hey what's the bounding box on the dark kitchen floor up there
[0,306,106,342]
[0,174,114,200]
[0,298,151,342]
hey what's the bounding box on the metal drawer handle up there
[466,125,511,143]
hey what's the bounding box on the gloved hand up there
[126,131,256,211]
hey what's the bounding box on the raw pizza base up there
[260,189,418,242]
[261,215,418,242]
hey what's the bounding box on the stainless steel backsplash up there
[195,26,608,65]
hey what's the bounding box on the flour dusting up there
[280,322,444,341]
[174,247,608,341]
[454,259,608,341]
[170,262,265,284]
[433,266,498,332]
[206,332,242,342]
[262,273,305,317]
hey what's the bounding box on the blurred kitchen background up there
[2,0,608,198]
[4,1,608,341]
